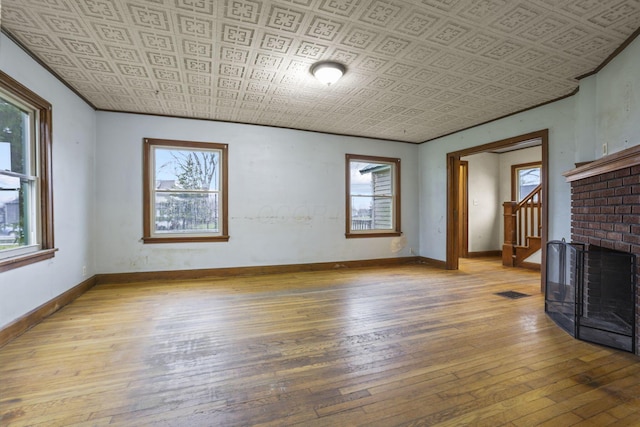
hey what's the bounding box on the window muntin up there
[143,138,228,243]
[513,163,541,202]
[0,71,54,271]
[346,154,401,238]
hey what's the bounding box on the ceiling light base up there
[310,61,346,86]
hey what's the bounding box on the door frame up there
[446,129,549,291]
[458,160,469,258]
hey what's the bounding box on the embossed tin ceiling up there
[2,0,639,143]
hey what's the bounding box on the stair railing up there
[503,184,542,266]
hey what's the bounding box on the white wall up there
[573,35,640,160]
[0,35,96,329]
[461,152,500,252]
[94,112,420,273]
[593,36,640,156]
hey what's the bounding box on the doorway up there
[446,130,549,291]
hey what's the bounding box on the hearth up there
[545,240,636,352]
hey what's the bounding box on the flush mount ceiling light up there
[310,61,346,86]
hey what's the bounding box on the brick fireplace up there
[564,144,640,355]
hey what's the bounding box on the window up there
[143,138,228,243]
[0,71,54,273]
[512,162,541,202]
[346,154,401,238]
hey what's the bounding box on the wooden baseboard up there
[467,251,502,258]
[96,256,428,285]
[415,256,447,269]
[0,276,97,348]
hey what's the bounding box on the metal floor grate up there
[495,291,531,299]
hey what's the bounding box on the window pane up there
[518,167,540,201]
[372,196,393,229]
[0,96,33,253]
[351,195,372,230]
[0,98,29,175]
[155,192,219,234]
[155,148,219,191]
[350,161,373,195]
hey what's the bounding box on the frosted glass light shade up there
[311,62,346,85]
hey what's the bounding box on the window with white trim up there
[143,138,229,243]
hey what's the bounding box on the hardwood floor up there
[2,258,640,426]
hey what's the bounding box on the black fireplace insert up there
[545,240,636,352]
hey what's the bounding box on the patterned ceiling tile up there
[359,0,403,27]
[432,73,462,88]
[15,32,62,51]
[560,0,614,18]
[489,4,541,34]
[408,68,437,83]
[429,52,467,70]
[517,16,569,42]
[295,40,328,58]
[395,9,439,37]
[225,0,263,24]
[457,0,508,23]
[221,24,255,45]
[266,4,305,32]
[481,40,525,60]
[428,21,471,46]
[3,6,42,29]
[457,58,492,75]
[139,31,176,51]
[40,13,91,37]
[318,0,361,17]
[422,0,462,13]
[75,0,124,21]
[543,25,589,49]
[126,4,171,31]
[456,32,499,54]
[340,26,378,49]
[2,0,639,143]
[305,15,343,40]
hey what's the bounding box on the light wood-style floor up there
[2,258,640,426]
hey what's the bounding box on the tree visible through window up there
[346,154,401,238]
[143,138,228,243]
[0,71,54,272]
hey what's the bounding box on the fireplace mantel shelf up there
[564,144,640,182]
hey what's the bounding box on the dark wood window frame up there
[345,153,402,238]
[0,71,55,273]
[142,138,229,244]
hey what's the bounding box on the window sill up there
[142,235,230,244]
[345,232,402,239]
[0,248,57,273]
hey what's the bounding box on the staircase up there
[502,185,542,267]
